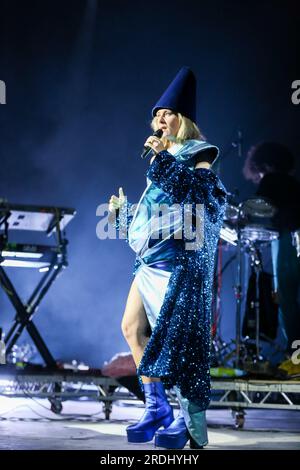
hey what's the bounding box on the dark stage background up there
[0,0,299,367]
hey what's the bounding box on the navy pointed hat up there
[152,66,197,122]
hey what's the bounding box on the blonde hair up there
[151,111,205,149]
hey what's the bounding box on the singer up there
[108,67,227,449]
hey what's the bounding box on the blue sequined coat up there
[114,140,227,410]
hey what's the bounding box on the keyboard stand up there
[0,203,74,367]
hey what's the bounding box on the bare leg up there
[121,276,160,384]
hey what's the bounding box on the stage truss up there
[0,370,299,427]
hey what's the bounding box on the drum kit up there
[218,195,300,368]
[222,196,280,246]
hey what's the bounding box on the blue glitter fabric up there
[137,150,227,409]
[111,202,135,240]
[112,142,227,410]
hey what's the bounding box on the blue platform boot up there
[155,386,208,449]
[155,406,207,449]
[176,386,208,449]
[154,408,189,449]
[126,382,174,443]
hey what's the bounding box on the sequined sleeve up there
[110,201,136,242]
[146,150,227,222]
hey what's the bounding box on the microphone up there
[232,129,243,157]
[237,129,243,157]
[141,129,163,159]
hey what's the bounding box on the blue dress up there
[113,139,227,445]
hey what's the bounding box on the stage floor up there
[0,396,299,450]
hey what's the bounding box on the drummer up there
[243,141,300,358]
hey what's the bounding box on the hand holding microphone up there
[141,129,164,159]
